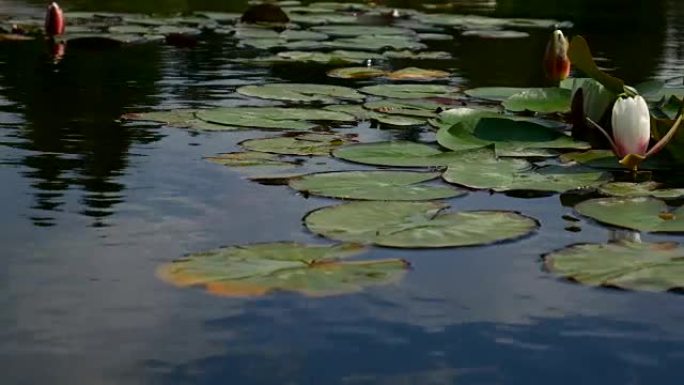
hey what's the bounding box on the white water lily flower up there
[611,95,651,157]
[587,93,682,171]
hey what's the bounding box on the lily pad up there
[304,201,538,248]
[383,50,452,60]
[434,108,587,157]
[363,99,442,118]
[598,182,684,200]
[360,84,459,99]
[333,141,468,167]
[240,132,355,156]
[385,67,450,81]
[121,109,237,131]
[465,87,530,101]
[502,88,571,113]
[324,35,426,52]
[289,170,466,201]
[461,30,529,39]
[560,150,677,170]
[236,83,364,104]
[205,151,298,168]
[157,242,407,298]
[196,107,355,130]
[575,197,684,233]
[327,67,387,79]
[310,25,413,37]
[544,241,684,292]
[442,148,610,193]
[323,105,427,126]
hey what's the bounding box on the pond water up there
[1,1,684,384]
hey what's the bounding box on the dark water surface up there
[1,1,684,384]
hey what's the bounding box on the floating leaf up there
[327,67,386,79]
[324,105,427,126]
[461,30,529,39]
[157,242,407,297]
[334,141,467,167]
[289,170,466,201]
[310,25,413,37]
[240,132,355,156]
[385,67,450,81]
[383,50,452,60]
[544,241,684,292]
[598,182,684,200]
[205,151,298,168]
[575,197,684,232]
[236,83,364,104]
[360,84,459,99]
[304,201,538,248]
[121,109,237,131]
[560,150,677,170]
[434,108,587,157]
[442,148,609,193]
[196,107,355,130]
[324,35,426,52]
[502,88,571,113]
[465,87,530,101]
[363,99,442,118]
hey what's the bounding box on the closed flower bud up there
[543,29,570,83]
[611,95,651,157]
[45,2,65,37]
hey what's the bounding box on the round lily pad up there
[598,182,684,200]
[121,110,237,131]
[575,197,684,233]
[324,35,426,52]
[157,242,409,297]
[304,201,538,248]
[240,132,355,156]
[333,141,467,167]
[310,25,413,37]
[385,67,451,81]
[289,170,466,201]
[383,50,452,60]
[442,148,610,193]
[196,107,355,130]
[205,151,298,168]
[502,88,572,113]
[465,87,529,101]
[363,99,440,118]
[461,30,529,39]
[544,241,684,292]
[237,83,364,104]
[360,84,459,99]
[323,105,427,127]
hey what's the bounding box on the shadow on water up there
[0,40,164,226]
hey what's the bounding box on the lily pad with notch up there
[598,182,684,200]
[240,132,356,156]
[323,105,427,126]
[575,197,684,233]
[289,170,466,201]
[360,84,459,99]
[196,107,356,130]
[304,201,538,248]
[442,147,610,193]
[543,241,684,293]
[236,83,364,104]
[333,141,468,167]
[157,242,408,297]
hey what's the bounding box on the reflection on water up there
[1,1,684,384]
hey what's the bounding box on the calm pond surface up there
[1,1,684,384]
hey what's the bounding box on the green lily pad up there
[327,67,387,79]
[560,150,677,170]
[310,25,412,37]
[442,148,610,193]
[157,242,408,297]
[502,88,571,113]
[266,50,383,65]
[205,151,298,168]
[323,105,427,126]
[360,84,459,99]
[304,201,538,248]
[196,107,355,130]
[108,25,152,34]
[575,197,684,232]
[461,30,529,39]
[363,99,441,118]
[333,141,468,167]
[544,241,684,292]
[324,35,426,52]
[121,110,237,131]
[598,182,684,200]
[383,50,452,60]
[236,83,364,104]
[385,67,450,81]
[289,170,466,201]
[434,108,587,157]
[415,13,570,30]
[465,87,530,101]
[240,132,355,156]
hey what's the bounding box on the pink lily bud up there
[543,29,570,83]
[611,95,651,158]
[45,2,65,37]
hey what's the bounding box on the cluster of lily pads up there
[18,1,682,296]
